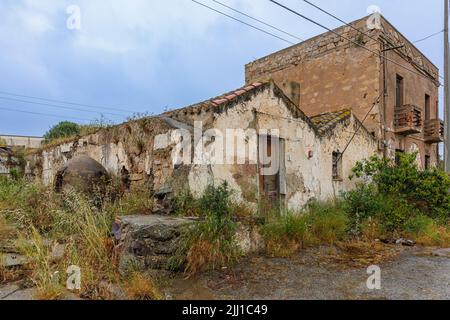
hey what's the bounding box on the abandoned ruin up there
[25,15,442,213]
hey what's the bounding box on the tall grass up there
[403,215,450,247]
[262,201,349,257]
[0,176,160,299]
[171,182,241,275]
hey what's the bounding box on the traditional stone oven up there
[54,155,110,194]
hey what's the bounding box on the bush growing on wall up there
[44,121,80,143]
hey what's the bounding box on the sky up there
[0,0,444,137]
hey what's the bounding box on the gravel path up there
[2,246,449,300]
[166,246,450,300]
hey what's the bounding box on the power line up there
[336,91,384,164]
[300,0,445,82]
[0,96,127,117]
[0,105,95,122]
[270,0,442,86]
[0,90,139,114]
[211,0,304,42]
[191,0,295,45]
[301,0,380,44]
[413,29,445,43]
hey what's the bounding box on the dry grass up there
[184,238,238,275]
[265,239,301,258]
[321,241,401,268]
[125,272,163,300]
[410,225,450,247]
[262,202,348,258]
[403,215,450,247]
[360,218,384,241]
[104,186,154,216]
[20,228,63,300]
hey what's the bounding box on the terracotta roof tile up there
[207,82,266,107]
[310,109,352,135]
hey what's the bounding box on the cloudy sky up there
[0,0,444,136]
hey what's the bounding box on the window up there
[332,152,343,181]
[425,94,431,121]
[425,155,431,170]
[395,75,404,107]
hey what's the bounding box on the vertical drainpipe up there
[381,39,388,159]
[254,108,261,217]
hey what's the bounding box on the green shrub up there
[171,182,240,275]
[377,197,417,233]
[262,212,310,257]
[344,183,418,235]
[351,153,450,220]
[172,189,201,216]
[44,121,80,143]
[344,183,384,235]
[307,201,349,244]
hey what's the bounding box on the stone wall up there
[26,83,378,212]
[26,117,185,196]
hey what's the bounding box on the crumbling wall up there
[318,115,378,199]
[27,85,378,212]
[184,84,377,210]
[26,117,181,195]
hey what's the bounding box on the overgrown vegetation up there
[171,182,241,275]
[0,176,159,299]
[0,152,449,298]
[263,153,450,257]
[262,201,348,257]
[43,119,112,145]
[44,121,80,144]
[351,153,450,220]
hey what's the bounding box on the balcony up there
[394,105,422,135]
[424,119,444,143]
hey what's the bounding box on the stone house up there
[27,82,377,211]
[27,14,442,212]
[246,14,442,169]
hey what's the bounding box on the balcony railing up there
[424,119,444,143]
[394,104,422,135]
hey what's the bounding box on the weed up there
[125,272,163,300]
[262,212,310,257]
[171,182,240,275]
[403,215,450,247]
[306,201,349,244]
[19,228,63,300]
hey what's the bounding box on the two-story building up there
[245,15,443,169]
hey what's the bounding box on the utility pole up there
[445,0,450,172]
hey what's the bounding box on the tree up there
[44,121,80,143]
[0,137,6,148]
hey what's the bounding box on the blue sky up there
[0,0,444,136]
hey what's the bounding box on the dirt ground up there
[165,245,450,300]
[2,244,449,300]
